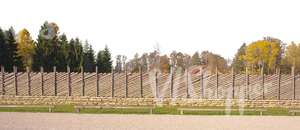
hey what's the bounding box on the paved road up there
[1,112,300,130]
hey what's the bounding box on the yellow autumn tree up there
[284,42,300,72]
[243,39,281,73]
[17,29,35,68]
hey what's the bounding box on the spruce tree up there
[74,38,83,72]
[83,41,96,72]
[0,28,6,67]
[3,27,23,71]
[33,22,54,72]
[96,45,112,73]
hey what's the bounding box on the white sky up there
[1,0,300,60]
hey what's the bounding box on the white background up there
[1,0,300,60]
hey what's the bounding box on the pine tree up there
[33,21,55,71]
[96,45,112,73]
[56,34,68,71]
[3,27,23,71]
[83,41,95,72]
[0,28,6,67]
[74,38,84,71]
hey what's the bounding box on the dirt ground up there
[1,112,300,130]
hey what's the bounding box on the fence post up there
[111,68,114,97]
[140,66,143,98]
[40,67,44,96]
[186,67,190,98]
[53,66,57,96]
[216,67,219,99]
[67,66,71,96]
[201,73,204,99]
[170,66,174,98]
[261,67,264,100]
[81,66,85,96]
[292,66,296,100]
[232,68,235,99]
[1,66,5,95]
[14,66,18,96]
[125,67,128,98]
[96,66,99,97]
[278,68,281,100]
[246,67,249,99]
[27,67,31,96]
[155,72,159,98]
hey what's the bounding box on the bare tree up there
[122,55,127,72]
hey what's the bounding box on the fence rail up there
[0,66,299,100]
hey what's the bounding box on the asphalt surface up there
[1,112,300,130]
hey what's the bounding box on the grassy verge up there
[52,105,75,113]
[0,107,50,112]
[80,108,150,114]
[0,105,296,116]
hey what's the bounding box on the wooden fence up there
[0,66,300,100]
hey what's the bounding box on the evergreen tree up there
[96,45,112,73]
[33,21,57,71]
[33,21,68,72]
[56,34,68,71]
[67,38,76,71]
[65,38,83,72]
[0,28,6,68]
[83,41,95,72]
[2,27,23,71]
[74,38,84,71]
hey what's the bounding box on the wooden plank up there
[125,68,128,98]
[140,67,143,98]
[292,66,296,100]
[68,66,71,96]
[14,66,18,96]
[26,67,31,96]
[170,67,174,98]
[40,67,44,96]
[96,66,99,97]
[53,66,57,96]
[186,67,190,98]
[1,66,4,95]
[278,69,281,100]
[246,68,249,99]
[81,66,85,96]
[111,69,114,97]
[0,68,298,98]
[155,72,158,98]
[232,68,235,99]
[261,67,265,100]
[216,67,219,99]
[201,74,204,99]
